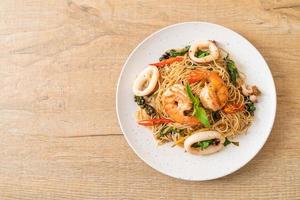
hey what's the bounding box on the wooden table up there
[0,0,299,199]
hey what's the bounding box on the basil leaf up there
[224,137,239,146]
[194,107,211,128]
[186,83,211,128]
[191,140,213,150]
[159,126,170,137]
[245,97,256,115]
[186,83,199,106]
[232,141,240,146]
[168,46,190,57]
[191,142,200,148]
[196,50,209,58]
[224,55,239,86]
[224,137,231,146]
[160,46,190,61]
[200,141,210,149]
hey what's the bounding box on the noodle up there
[135,48,257,147]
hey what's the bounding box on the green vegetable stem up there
[195,50,209,58]
[224,54,239,86]
[186,83,211,128]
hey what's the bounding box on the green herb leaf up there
[224,137,231,146]
[245,98,256,115]
[186,83,199,106]
[194,107,211,128]
[195,50,209,58]
[200,141,210,149]
[224,55,239,86]
[159,126,183,138]
[232,141,240,146]
[168,46,190,57]
[224,137,239,146]
[186,83,211,128]
[159,46,190,61]
[191,139,213,150]
[159,126,172,137]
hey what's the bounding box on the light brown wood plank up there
[0,135,298,199]
[0,0,299,199]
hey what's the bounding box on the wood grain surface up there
[0,0,299,199]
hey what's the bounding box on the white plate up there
[116,22,276,181]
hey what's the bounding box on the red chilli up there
[150,57,183,67]
[138,118,174,126]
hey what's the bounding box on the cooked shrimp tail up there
[163,84,200,126]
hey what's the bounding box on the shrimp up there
[163,84,200,126]
[188,40,220,63]
[189,69,228,111]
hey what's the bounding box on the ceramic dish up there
[116,22,276,181]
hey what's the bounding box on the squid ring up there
[133,66,159,96]
[184,131,225,155]
[188,40,220,63]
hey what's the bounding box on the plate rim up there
[116,21,277,181]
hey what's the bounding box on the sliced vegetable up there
[171,135,189,147]
[159,126,172,137]
[223,103,245,114]
[138,118,174,126]
[186,83,199,105]
[186,83,211,128]
[224,137,239,146]
[224,55,238,86]
[159,126,183,138]
[194,107,211,128]
[150,57,184,67]
[195,50,209,58]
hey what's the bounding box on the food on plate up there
[133,66,159,96]
[133,40,261,155]
[184,130,225,155]
[188,40,219,63]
